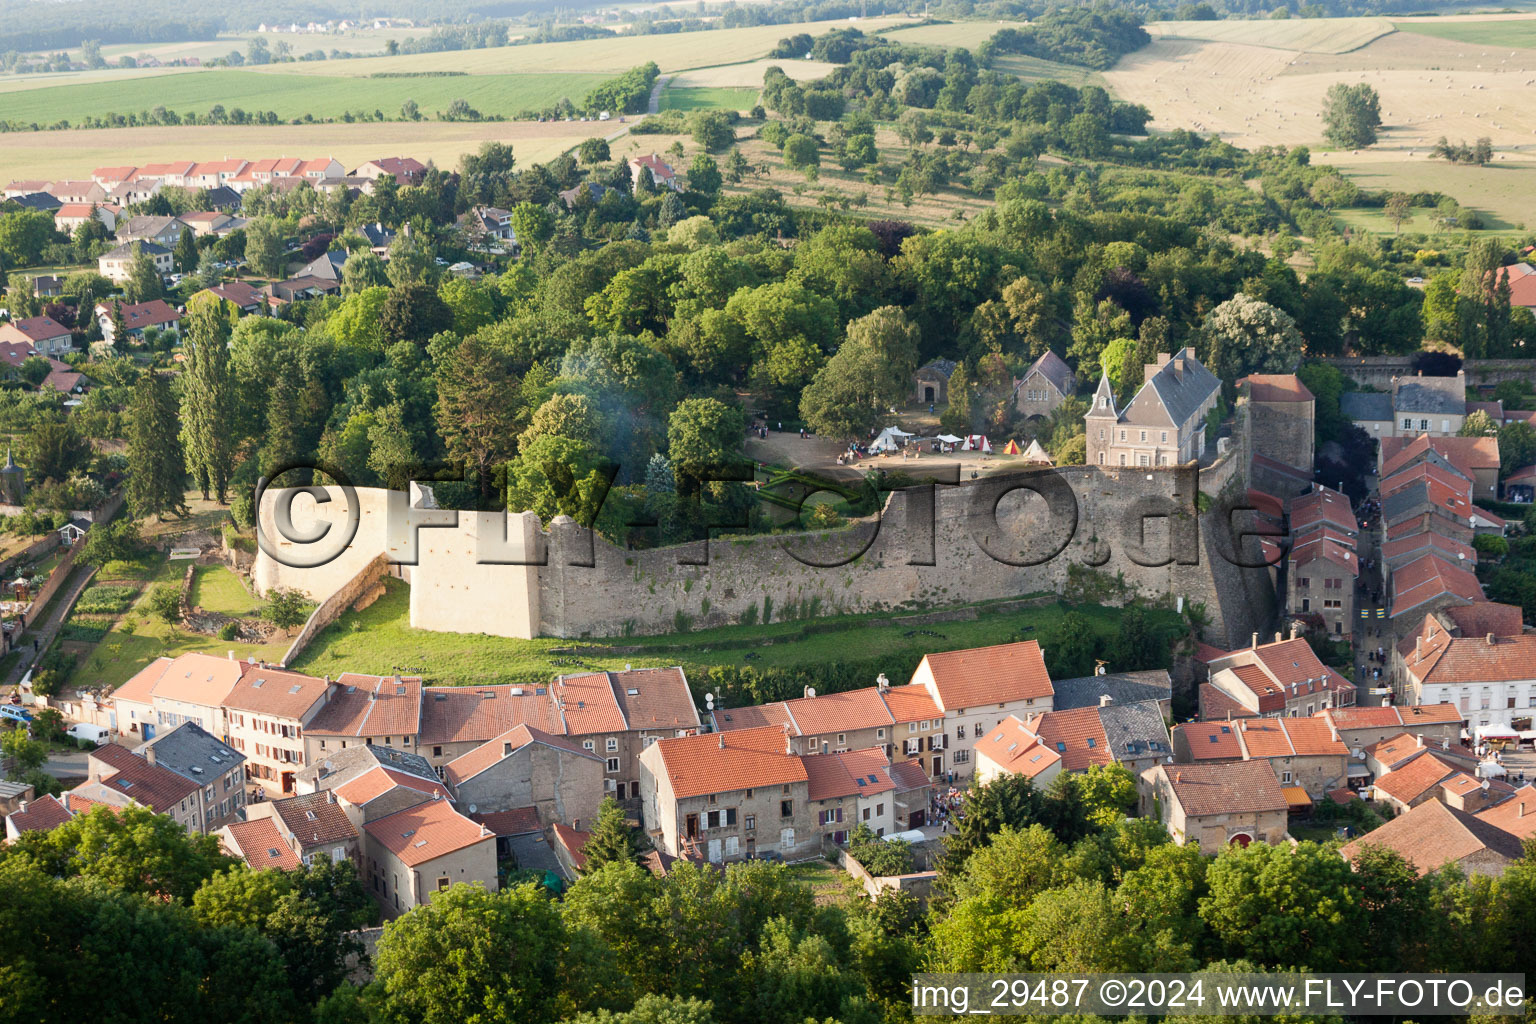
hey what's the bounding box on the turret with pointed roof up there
[0,445,24,505]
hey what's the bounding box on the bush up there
[217,621,239,641]
[847,823,915,876]
[1473,534,1509,559]
[264,588,310,629]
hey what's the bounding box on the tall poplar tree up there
[126,372,186,519]
[179,294,237,502]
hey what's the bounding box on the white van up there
[66,723,109,744]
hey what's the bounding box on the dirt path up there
[3,563,96,688]
[647,74,673,115]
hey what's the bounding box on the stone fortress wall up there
[255,457,1275,650]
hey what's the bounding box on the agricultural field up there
[1322,151,1535,233]
[1144,16,1395,54]
[668,58,839,89]
[658,86,761,112]
[0,69,611,125]
[248,17,911,76]
[879,20,1029,50]
[0,120,610,187]
[1394,13,1536,49]
[992,52,1107,88]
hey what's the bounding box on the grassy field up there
[247,18,910,77]
[1144,16,1396,53]
[1333,205,1526,238]
[189,564,262,617]
[0,120,609,186]
[288,577,1176,688]
[1319,153,1535,232]
[879,20,1029,49]
[669,59,839,88]
[1395,15,1536,48]
[0,69,611,124]
[659,86,760,111]
[992,53,1107,88]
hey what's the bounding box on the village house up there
[1172,716,1348,798]
[628,153,681,191]
[641,725,815,864]
[4,794,72,840]
[0,315,73,357]
[1399,614,1536,737]
[30,275,63,298]
[109,652,242,741]
[1287,485,1359,637]
[802,747,929,842]
[177,211,245,237]
[137,721,247,828]
[1013,350,1077,421]
[714,685,896,762]
[95,299,182,344]
[76,743,205,832]
[54,202,119,234]
[294,743,438,797]
[1381,435,1501,503]
[90,165,138,188]
[418,684,563,769]
[458,205,515,242]
[978,698,1172,787]
[352,156,427,185]
[223,662,333,794]
[1315,703,1465,759]
[551,666,701,800]
[1206,633,1356,718]
[217,816,303,871]
[1342,799,1524,877]
[239,790,361,868]
[443,724,604,827]
[116,215,188,247]
[302,673,423,761]
[1477,784,1536,841]
[98,241,172,284]
[200,280,265,315]
[362,795,497,916]
[1085,348,1221,468]
[45,180,107,204]
[1139,760,1290,853]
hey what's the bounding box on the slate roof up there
[1051,670,1171,711]
[1394,376,1466,416]
[136,721,243,784]
[1136,348,1220,428]
[1023,350,1075,396]
[1343,799,1524,875]
[296,743,437,790]
[1340,391,1393,423]
[916,358,957,380]
[1097,700,1174,762]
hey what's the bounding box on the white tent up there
[962,435,992,453]
[936,434,963,445]
[1021,439,1053,465]
[1477,725,1520,741]
[1478,760,1508,778]
[870,427,908,452]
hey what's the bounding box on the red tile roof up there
[305,674,422,738]
[1160,760,1287,816]
[976,715,1062,778]
[651,726,806,799]
[1494,262,1536,308]
[609,667,700,732]
[224,664,329,719]
[270,792,358,848]
[1405,630,1536,685]
[443,724,598,787]
[916,640,1052,710]
[1289,534,1359,575]
[553,672,628,735]
[783,687,894,736]
[1233,717,1294,758]
[1246,489,1286,520]
[1023,706,1113,772]
[1390,554,1484,619]
[1367,731,1432,769]
[1289,487,1357,535]
[553,823,591,871]
[469,806,542,836]
[802,747,896,801]
[203,281,264,307]
[420,685,561,745]
[6,794,71,834]
[1343,799,1525,875]
[1176,720,1245,760]
[91,744,198,814]
[333,765,449,806]
[1381,459,1475,499]
[364,796,492,867]
[714,701,796,732]
[1381,530,1475,567]
[1381,435,1501,481]
[1442,601,1523,639]
[3,315,70,343]
[1477,784,1536,839]
[222,817,302,871]
[1241,373,1314,404]
[1372,751,1458,804]
[888,758,931,792]
[100,299,181,329]
[879,684,942,723]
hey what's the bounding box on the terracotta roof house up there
[639,726,815,864]
[628,153,681,191]
[200,280,264,314]
[1381,434,1501,502]
[3,794,72,839]
[296,743,440,796]
[1139,760,1289,853]
[1493,262,1536,311]
[224,663,332,794]
[1014,350,1077,419]
[110,651,242,742]
[420,683,562,763]
[239,790,360,868]
[218,816,304,871]
[800,746,922,840]
[1085,348,1221,469]
[1389,553,1484,622]
[303,674,423,761]
[0,315,73,357]
[1206,635,1354,717]
[353,156,427,184]
[83,743,204,831]
[975,715,1064,784]
[1342,799,1524,877]
[363,796,497,915]
[95,299,181,344]
[1402,621,1536,735]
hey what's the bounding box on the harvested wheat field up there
[669,59,840,89]
[0,120,609,184]
[1145,16,1395,54]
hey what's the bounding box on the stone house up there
[418,684,564,769]
[109,652,242,742]
[78,744,204,832]
[443,724,604,828]
[640,726,815,864]
[804,747,901,842]
[1013,350,1077,421]
[1139,760,1289,853]
[979,698,1172,785]
[914,358,957,405]
[553,667,702,801]
[222,663,332,795]
[713,685,897,761]
[240,790,361,868]
[362,796,497,916]
[1206,635,1355,718]
[303,674,423,762]
[906,640,1057,780]
[1085,349,1221,468]
[1342,799,1523,877]
[1392,371,1467,438]
[1380,435,1501,503]
[1316,703,1464,760]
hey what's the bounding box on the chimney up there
[1251,632,1260,649]
[1487,633,1495,645]
[1099,694,1113,708]
[1290,622,1302,641]
[1416,734,1424,748]
[876,673,889,689]
[718,734,725,750]
[143,745,155,765]
[1274,632,1283,643]
[1416,636,1423,657]
[1521,801,1527,819]
[227,650,234,660]
[17,800,26,815]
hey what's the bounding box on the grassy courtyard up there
[188,564,262,617]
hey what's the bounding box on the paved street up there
[1351,480,1390,706]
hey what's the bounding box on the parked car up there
[0,705,34,724]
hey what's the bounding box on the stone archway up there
[1228,832,1253,848]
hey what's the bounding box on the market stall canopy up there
[936,434,963,444]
